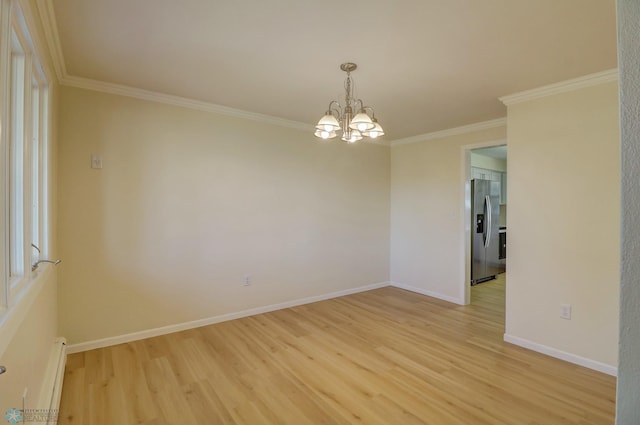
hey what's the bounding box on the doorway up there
[461,142,507,306]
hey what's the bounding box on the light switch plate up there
[91,154,103,169]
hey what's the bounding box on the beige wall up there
[505,81,620,367]
[390,127,507,302]
[0,270,58,413]
[57,86,391,345]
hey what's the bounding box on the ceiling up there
[48,0,617,141]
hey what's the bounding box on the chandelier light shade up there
[314,63,384,143]
[362,117,385,139]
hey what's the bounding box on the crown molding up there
[59,76,391,141]
[35,0,67,82]
[363,138,389,147]
[389,117,507,147]
[61,75,313,132]
[500,69,619,105]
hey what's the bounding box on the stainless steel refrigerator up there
[471,179,504,285]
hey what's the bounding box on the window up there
[9,28,26,292]
[31,69,48,264]
[0,0,50,310]
[31,79,40,260]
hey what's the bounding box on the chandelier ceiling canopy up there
[314,63,384,143]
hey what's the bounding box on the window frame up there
[8,25,28,296]
[0,0,10,313]
[0,0,51,312]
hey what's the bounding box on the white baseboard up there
[37,337,66,420]
[390,281,465,305]
[503,333,617,376]
[66,281,391,354]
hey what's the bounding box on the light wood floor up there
[58,275,616,424]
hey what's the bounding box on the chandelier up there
[314,63,384,143]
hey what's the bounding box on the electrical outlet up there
[243,275,251,286]
[560,304,572,320]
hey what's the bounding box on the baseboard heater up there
[40,337,67,425]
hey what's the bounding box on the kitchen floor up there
[471,272,506,307]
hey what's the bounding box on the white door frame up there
[459,139,507,305]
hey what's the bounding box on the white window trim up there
[0,0,13,313]
[8,28,28,298]
[0,0,51,314]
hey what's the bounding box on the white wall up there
[390,127,507,303]
[616,0,640,420]
[57,86,391,345]
[505,81,620,370]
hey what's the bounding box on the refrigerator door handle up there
[482,196,487,245]
[485,195,492,248]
